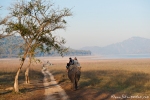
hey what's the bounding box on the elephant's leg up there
[72,79,76,90]
[69,76,75,90]
[75,72,80,90]
[75,80,78,90]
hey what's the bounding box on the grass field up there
[46,57,150,100]
[0,56,150,100]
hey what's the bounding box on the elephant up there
[68,65,81,91]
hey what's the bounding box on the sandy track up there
[42,67,69,100]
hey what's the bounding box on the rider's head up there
[74,57,77,60]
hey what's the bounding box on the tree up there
[4,0,72,92]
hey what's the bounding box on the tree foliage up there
[3,0,72,92]
[6,0,72,57]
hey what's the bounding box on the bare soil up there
[0,80,45,100]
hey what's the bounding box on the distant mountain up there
[81,37,150,55]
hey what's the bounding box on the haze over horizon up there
[1,0,150,49]
[81,36,150,48]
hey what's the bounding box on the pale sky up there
[1,0,150,49]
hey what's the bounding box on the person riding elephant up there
[66,57,74,70]
[69,57,74,65]
[73,57,79,65]
[73,57,81,70]
[66,57,81,90]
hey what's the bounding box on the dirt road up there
[42,67,69,100]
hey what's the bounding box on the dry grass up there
[45,57,150,99]
[0,58,44,100]
[0,57,150,100]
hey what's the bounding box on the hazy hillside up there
[81,37,150,55]
[0,36,91,58]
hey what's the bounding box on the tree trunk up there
[25,67,30,84]
[25,54,31,84]
[14,50,28,92]
[14,68,20,92]
[25,64,31,84]
[14,60,25,92]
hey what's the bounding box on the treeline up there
[0,36,91,58]
[37,49,91,57]
[0,36,24,58]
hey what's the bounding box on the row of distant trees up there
[0,36,91,58]
[0,0,81,92]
